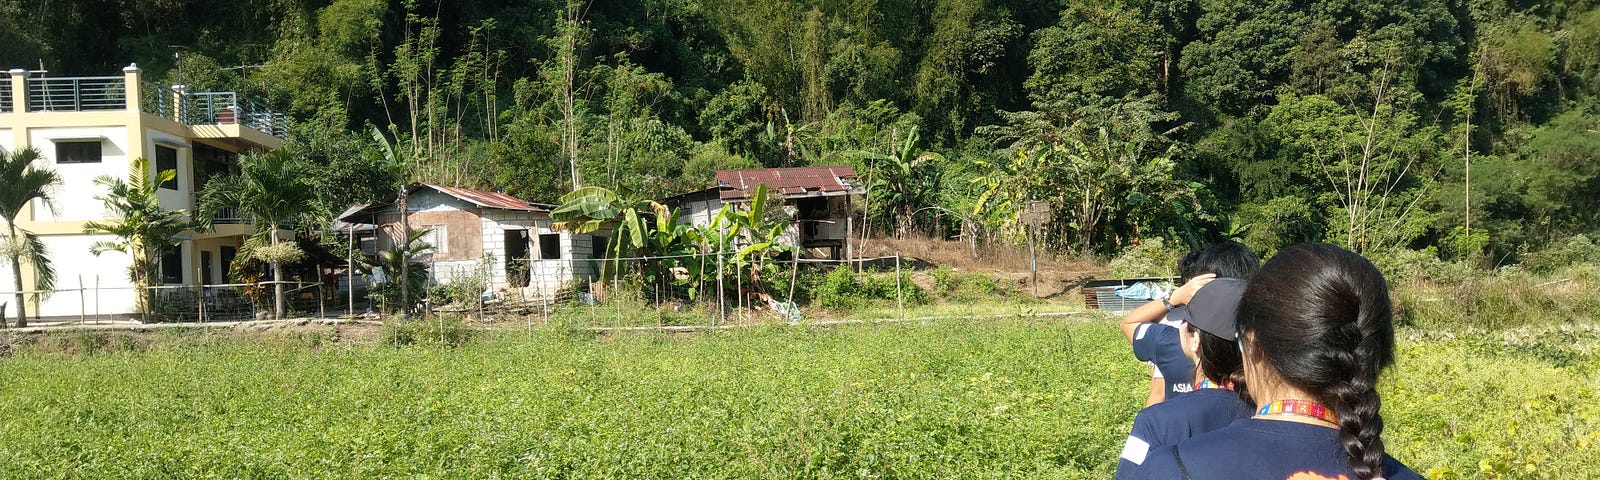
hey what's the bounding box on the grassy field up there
[1,316,1597,479]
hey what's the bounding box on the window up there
[220,246,236,281]
[155,145,178,190]
[160,250,183,285]
[55,141,102,164]
[538,234,561,260]
[419,225,447,254]
[591,236,608,259]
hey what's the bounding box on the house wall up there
[21,234,138,318]
[29,126,130,222]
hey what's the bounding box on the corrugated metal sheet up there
[420,183,544,212]
[715,166,860,201]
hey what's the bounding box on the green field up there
[2,318,1597,479]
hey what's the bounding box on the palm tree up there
[198,149,323,320]
[0,147,63,328]
[83,157,206,314]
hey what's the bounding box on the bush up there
[1106,237,1182,278]
[815,266,866,310]
[381,315,476,347]
[813,266,929,311]
[931,266,1004,302]
[1367,247,1473,285]
[766,265,825,305]
[1520,234,1600,274]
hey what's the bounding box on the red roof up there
[419,183,544,211]
[716,166,860,201]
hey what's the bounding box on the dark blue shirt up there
[1133,418,1424,480]
[1116,388,1253,480]
[1132,323,1194,398]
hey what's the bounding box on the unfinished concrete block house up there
[335,183,608,300]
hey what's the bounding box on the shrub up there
[1367,247,1472,285]
[931,266,1004,302]
[1520,234,1600,274]
[1106,237,1182,278]
[813,266,929,310]
[381,315,476,347]
[815,266,866,310]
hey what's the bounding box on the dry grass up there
[853,235,1103,300]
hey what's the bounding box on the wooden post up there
[716,237,725,327]
[846,195,855,272]
[895,253,904,320]
[787,251,800,309]
[347,228,355,319]
[1028,229,1038,298]
[78,276,85,324]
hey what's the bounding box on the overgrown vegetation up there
[8,0,1592,272]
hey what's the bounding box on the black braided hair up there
[1237,244,1395,479]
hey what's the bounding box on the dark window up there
[155,145,178,190]
[200,251,213,285]
[592,236,608,259]
[219,246,237,281]
[160,250,183,285]
[538,234,561,260]
[55,141,102,163]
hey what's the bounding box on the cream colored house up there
[0,64,286,320]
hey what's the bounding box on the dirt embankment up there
[852,236,1106,300]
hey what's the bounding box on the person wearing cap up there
[1115,278,1255,480]
[1120,243,1260,406]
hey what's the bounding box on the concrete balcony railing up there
[3,64,287,139]
[0,77,12,113]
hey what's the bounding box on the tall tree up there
[0,148,62,328]
[83,157,207,314]
[198,149,324,320]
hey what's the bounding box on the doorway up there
[505,229,530,288]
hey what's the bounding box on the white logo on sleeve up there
[1120,435,1151,465]
[1134,324,1151,340]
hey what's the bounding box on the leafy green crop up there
[1,318,1595,479]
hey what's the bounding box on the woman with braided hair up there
[1134,244,1421,480]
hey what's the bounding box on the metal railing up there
[211,206,250,224]
[184,91,290,138]
[140,81,174,119]
[27,76,126,111]
[0,79,11,113]
[189,193,252,224]
[15,72,288,138]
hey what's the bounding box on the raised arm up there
[1119,274,1216,342]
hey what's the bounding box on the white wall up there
[0,128,13,153]
[31,234,138,318]
[30,126,130,222]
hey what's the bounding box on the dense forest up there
[3,0,1596,262]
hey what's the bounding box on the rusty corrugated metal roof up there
[715,166,860,201]
[420,183,545,211]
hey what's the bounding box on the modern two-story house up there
[0,64,287,320]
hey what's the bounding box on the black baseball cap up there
[1166,278,1247,340]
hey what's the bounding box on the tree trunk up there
[270,228,286,320]
[8,223,26,328]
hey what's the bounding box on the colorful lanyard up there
[1196,379,1233,390]
[1256,399,1339,424]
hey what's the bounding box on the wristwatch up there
[1160,294,1174,310]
